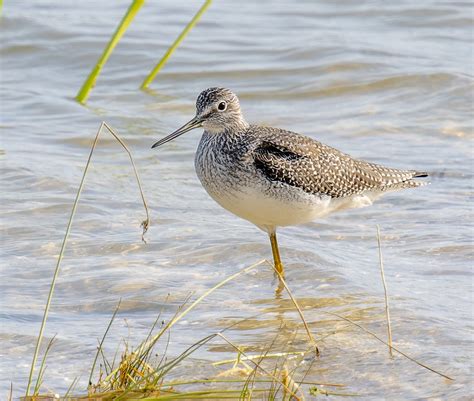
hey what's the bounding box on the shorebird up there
[152,87,428,277]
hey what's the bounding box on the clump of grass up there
[84,259,333,400]
[81,295,350,401]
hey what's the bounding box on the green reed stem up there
[76,0,145,104]
[141,0,212,89]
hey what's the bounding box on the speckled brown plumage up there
[153,87,429,232]
[251,126,427,198]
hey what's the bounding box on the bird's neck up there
[204,116,250,135]
[227,119,250,134]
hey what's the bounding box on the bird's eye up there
[217,101,227,111]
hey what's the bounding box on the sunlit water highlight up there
[1,1,472,399]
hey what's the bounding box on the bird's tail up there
[413,171,429,178]
[386,170,429,191]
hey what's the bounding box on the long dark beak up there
[151,115,202,149]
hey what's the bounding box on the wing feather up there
[252,127,426,198]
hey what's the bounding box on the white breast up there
[194,132,381,233]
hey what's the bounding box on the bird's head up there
[152,87,248,149]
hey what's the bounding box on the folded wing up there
[252,128,427,198]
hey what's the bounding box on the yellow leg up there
[269,231,284,278]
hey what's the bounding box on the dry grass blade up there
[132,260,266,359]
[64,375,80,399]
[282,364,306,401]
[150,334,216,385]
[323,311,453,381]
[265,260,319,355]
[217,333,305,401]
[212,351,306,367]
[376,225,393,357]
[127,294,193,380]
[139,389,267,400]
[102,122,150,241]
[25,122,150,396]
[160,379,344,388]
[239,325,283,400]
[272,330,314,400]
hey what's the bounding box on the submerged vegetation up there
[21,124,452,400]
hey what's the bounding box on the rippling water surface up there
[1,1,473,399]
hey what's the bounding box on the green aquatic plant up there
[141,0,213,89]
[76,0,212,104]
[76,0,145,104]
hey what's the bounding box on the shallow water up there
[1,1,473,399]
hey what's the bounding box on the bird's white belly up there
[194,133,382,233]
[206,186,379,233]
